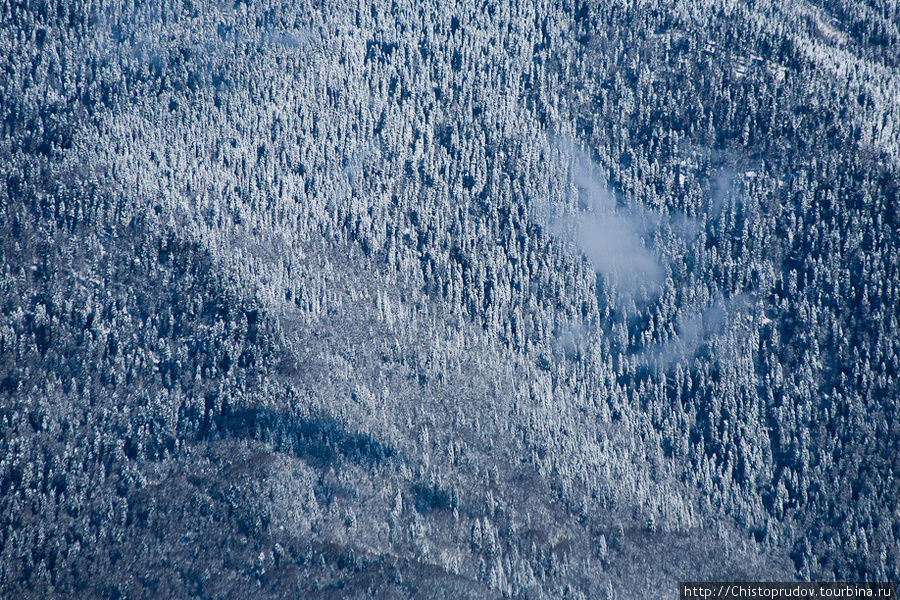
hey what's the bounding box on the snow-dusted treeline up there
[1,0,898,597]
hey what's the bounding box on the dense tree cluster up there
[1,0,897,597]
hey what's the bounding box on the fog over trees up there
[1,0,898,597]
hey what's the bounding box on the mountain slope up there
[1,0,897,597]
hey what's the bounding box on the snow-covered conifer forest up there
[1,0,898,597]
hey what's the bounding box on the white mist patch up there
[538,139,695,302]
[568,210,664,297]
[639,294,753,368]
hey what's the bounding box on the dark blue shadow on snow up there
[203,405,397,468]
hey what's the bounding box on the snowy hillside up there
[1,0,898,597]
